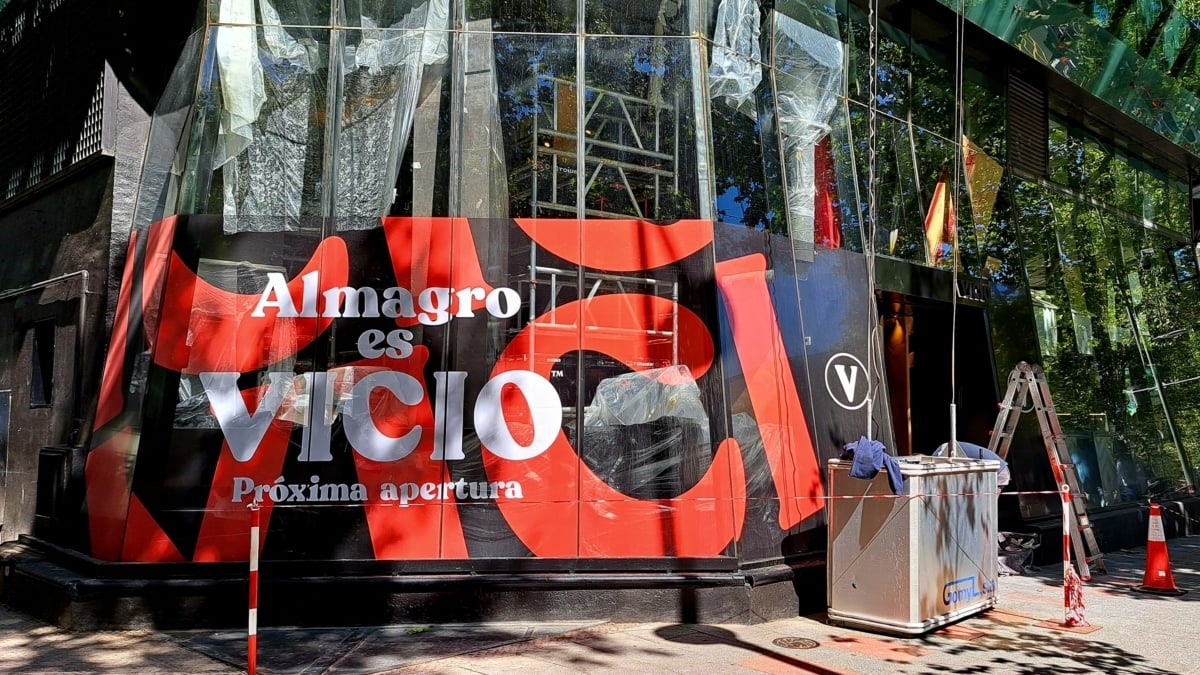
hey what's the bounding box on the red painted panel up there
[344,350,470,560]
[146,227,349,374]
[192,398,293,562]
[483,294,744,557]
[93,232,139,430]
[121,495,185,562]
[513,218,713,271]
[381,217,494,325]
[716,254,825,529]
[83,426,138,561]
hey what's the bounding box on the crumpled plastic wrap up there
[335,1,450,222]
[578,366,713,498]
[766,12,844,252]
[175,375,219,428]
[709,5,845,251]
[215,0,317,231]
[997,531,1040,576]
[583,365,708,427]
[575,416,713,499]
[708,0,762,119]
[212,0,451,229]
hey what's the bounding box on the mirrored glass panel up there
[1014,175,1199,507]
[469,0,577,34]
[582,36,701,221]
[492,34,579,218]
[846,7,909,121]
[951,0,1200,155]
[586,0,689,36]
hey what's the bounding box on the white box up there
[826,455,999,635]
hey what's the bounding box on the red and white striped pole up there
[1061,483,1087,627]
[1062,482,1070,589]
[248,501,261,675]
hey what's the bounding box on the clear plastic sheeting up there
[351,6,448,73]
[214,0,318,231]
[129,31,205,235]
[175,375,219,428]
[574,417,713,499]
[765,12,844,255]
[165,258,300,375]
[339,0,441,29]
[334,0,450,223]
[578,365,712,499]
[213,0,267,171]
[584,365,709,427]
[708,0,762,120]
[211,0,452,229]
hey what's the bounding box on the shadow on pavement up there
[911,626,1179,675]
[654,624,848,675]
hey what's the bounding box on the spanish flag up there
[924,166,955,266]
[924,137,1003,266]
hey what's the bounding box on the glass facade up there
[77,0,1199,566]
[943,0,1200,154]
[1013,121,1199,510]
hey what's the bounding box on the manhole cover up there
[772,637,819,649]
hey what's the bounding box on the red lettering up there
[84,426,139,561]
[345,351,469,559]
[121,495,185,562]
[381,217,495,324]
[89,217,827,562]
[94,231,139,430]
[192,382,295,561]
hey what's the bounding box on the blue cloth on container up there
[843,436,905,495]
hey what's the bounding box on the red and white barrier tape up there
[1155,501,1200,529]
[820,489,1068,499]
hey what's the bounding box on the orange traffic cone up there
[1134,503,1187,596]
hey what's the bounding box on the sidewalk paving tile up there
[0,535,1198,674]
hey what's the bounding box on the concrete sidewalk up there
[3,536,1199,674]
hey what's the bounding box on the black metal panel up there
[33,445,84,540]
[1007,68,1049,181]
[0,0,106,202]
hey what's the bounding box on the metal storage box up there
[827,455,999,635]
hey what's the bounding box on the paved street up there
[2,536,1198,674]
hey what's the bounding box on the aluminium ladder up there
[987,362,1107,579]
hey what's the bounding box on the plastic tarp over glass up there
[708,0,762,119]
[768,12,844,255]
[334,0,450,223]
[210,0,450,230]
[708,0,844,252]
[582,366,713,499]
[213,0,318,229]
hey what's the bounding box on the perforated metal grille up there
[0,0,107,202]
